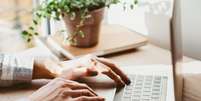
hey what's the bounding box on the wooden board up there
[51,24,148,57]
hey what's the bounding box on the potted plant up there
[22,0,138,47]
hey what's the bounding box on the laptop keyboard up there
[122,75,168,101]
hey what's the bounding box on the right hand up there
[28,78,104,101]
[60,55,130,87]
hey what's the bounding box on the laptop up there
[85,0,183,101]
[35,0,182,100]
[82,65,174,101]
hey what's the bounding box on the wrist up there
[33,59,61,79]
[60,68,75,80]
[17,97,31,101]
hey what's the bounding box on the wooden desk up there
[0,43,193,101]
[0,25,194,101]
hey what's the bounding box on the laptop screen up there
[171,0,201,101]
[171,0,183,101]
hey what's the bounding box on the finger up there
[63,89,95,98]
[97,58,131,85]
[73,96,105,101]
[86,67,98,76]
[93,60,125,87]
[77,66,98,77]
[101,67,125,87]
[57,79,98,96]
[69,67,98,80]
[70,83,98,96]
[77,55,99,77]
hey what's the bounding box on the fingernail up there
[99,97,105,101]
[126,78,131,85]
[117,83,125,88]
[87,68,98,76]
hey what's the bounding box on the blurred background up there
[0,0,33,29]
[0,0,201,60]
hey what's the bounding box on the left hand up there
[28,78,104,101]
[59,55,131,87]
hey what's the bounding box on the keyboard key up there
[141,98,151,101]
[123,97,131,101]
[121,75,167,101]
[132,98,140,101]
[132,99,140,101]
[151,96,160,99]
[133,90,141,94]
[125,86,133,90]
[123,99,131,101]
[154,76,161,80]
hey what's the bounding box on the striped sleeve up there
[0,53,34,87]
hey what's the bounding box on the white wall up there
[181,0,201,60]
[49,0,201,60]
[106,0,172,49]
[106,0,201,60]
[106,0,149,35]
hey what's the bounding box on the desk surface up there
[0,44,193,101]
[0,25,194,101]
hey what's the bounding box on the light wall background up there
[105,0,201,60]
[49,0,201,60]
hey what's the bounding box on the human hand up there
[31,53,130,87]
[18,47,61,79]
[60,55,131,87]
[28,78,104,101]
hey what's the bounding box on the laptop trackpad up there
[78,74,116,101]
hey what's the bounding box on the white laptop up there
[82,65,174,101]
[84,0,183,101]
[35,0,182,101]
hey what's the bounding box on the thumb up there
[66,67,98,80]
[86,67,98,76]
[76,66,98,77]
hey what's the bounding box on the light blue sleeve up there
[0,53,34,87]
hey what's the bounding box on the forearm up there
[32,59,62,79]
[0,53,61,87]
[32,60,55,79]
[0,53,33,87]
[32,59,83,80]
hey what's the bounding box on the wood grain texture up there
[52,24,148,56]
[0,24,200,101]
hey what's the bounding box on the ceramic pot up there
[62,8,104,47]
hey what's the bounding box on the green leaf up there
[27,38,31,42]
[70,12,76,20]
[22,0,139,44]
[134,0,138,5]
[22,30,29,35]
[130,5,134,9]
[33,20,38,25]
[36,12,42,18]
[123,2,126,10]
[28,34,33,37]
[79,30,85,38]
[34,32,39,35]
[29,26,34,30]
[85,14,92,19]
[59,29,66,33]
